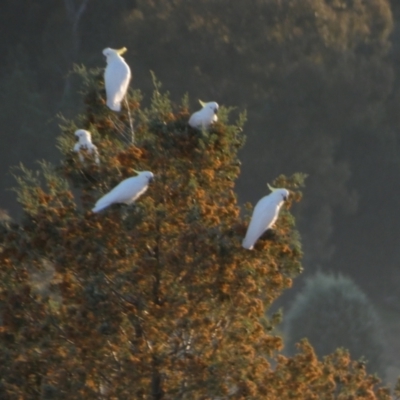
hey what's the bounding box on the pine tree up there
[0,68,392,399]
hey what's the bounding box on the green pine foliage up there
[284,271,386,376]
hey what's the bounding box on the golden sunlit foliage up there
[0,70,394,399]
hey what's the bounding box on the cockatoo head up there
[267,184,289,201]
[102,47,128,61]
[135,170,154,183]
[199,100,219,114]
[74,129,91,143]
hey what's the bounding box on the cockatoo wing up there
[73,142,86,162]
[242,196,279,250]
[91,145,100,165]
[84,142,96,155]
[85,143,100,165]
[105,59,131,112]
[92,176,148,213]
[188,109,213,129]
[188,111,201,128]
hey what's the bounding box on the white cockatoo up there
[73,129,100,165]
[188,100,219,129]
[242,185,289,250]
[103,47,131,112]
[92,171,154,213]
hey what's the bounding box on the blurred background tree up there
[284,271,386,377]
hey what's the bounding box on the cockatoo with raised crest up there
[188,100,219,129]
[103,47,131,112]
[242,184,289,250]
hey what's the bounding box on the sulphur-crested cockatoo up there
[103,47,131,112]
[73,129,100,165]
[188,100,219,129]
[242,185,289,250]
[92,171,154,213]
